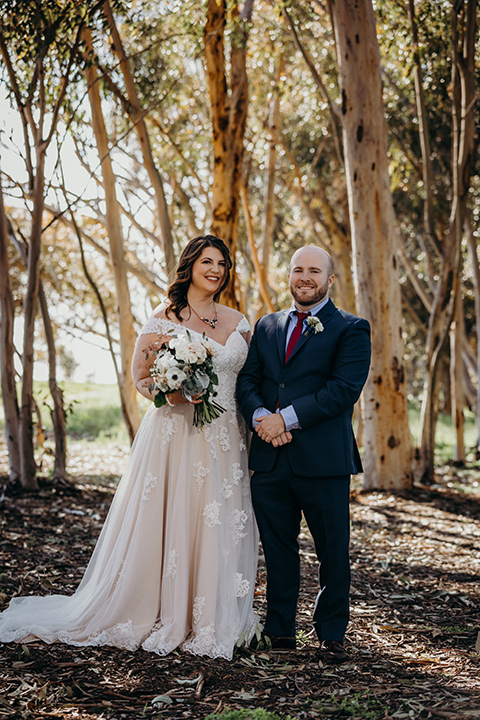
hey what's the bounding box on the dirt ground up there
[0,447,479,720]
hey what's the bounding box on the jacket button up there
[279,383,285,389]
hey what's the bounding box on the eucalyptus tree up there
[0,176,20,483]
[101,0,176,280]
[376,0,479,481]
[0,0,89,488]
[82,25,141,441]
[414,0,477,481]
[202,0,252,305]
[328,0,414,490]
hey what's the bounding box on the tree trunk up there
[240,183,275,315]
[279,139,356,313]
[257,53,284,317]
[19,151,45,491]
[84,27,141,442]
[416,0,476,482]
[329,0,413,490]
[1,10,81,489]
[466,213,480,456]
[38,284,67,479]
[408,0,439,256]
[102,0,176,280]
[449,281,465,465]
[8,211,67,481]
[204,0,251,307]
[70,207,123,390]
[0,175,21,483]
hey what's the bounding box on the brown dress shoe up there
[322,640,348,663]
[250,631,296,651]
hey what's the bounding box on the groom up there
[236,245,371,663]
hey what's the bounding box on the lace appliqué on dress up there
[221,478,233,499]
[139,316,176,337]
[218,426,231,452]
[203,500,221,528]
[166,549,177,578]
[193,461,209,491]
[232,463,243,484]
[181,622,232,660]
[155,413,178,447]
[86,619,138,651]
[235,316,251,335]
[235,573,251,598]
[202,424,218,459]
[193,596,206,624]
[142,472,158,502]
[234,509,248,545]
[142,623,179,656]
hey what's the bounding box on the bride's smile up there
[190,248,226,295]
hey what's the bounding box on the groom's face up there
[288,247,334,309]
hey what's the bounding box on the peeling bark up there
[416,0,476,483]
[38,284,67,479]
[329,0,413,490]
[0,174,20,483]
[204,0,251,308]
[466,213,480,456]
[257,53,284,317]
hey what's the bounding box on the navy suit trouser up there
[251,446,351,642]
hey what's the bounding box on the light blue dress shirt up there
[253,297,330,431]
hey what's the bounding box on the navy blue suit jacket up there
[236,300,371,477]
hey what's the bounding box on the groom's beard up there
[291,279,329,307]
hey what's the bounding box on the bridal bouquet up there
[148,331,225,427]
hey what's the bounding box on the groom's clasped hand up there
[254,413,292,446]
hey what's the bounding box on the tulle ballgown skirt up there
[0,403,258,660]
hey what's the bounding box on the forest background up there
[0,0,479,494]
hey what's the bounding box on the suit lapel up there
[286,300,336,363]
[276,310,291,364]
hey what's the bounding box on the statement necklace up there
[189,303,218,329]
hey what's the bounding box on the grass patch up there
[206,710,293,720]
[408,403,477,463]
[66,404,125,440]
[30,381,127,441]
[310,691,389,719]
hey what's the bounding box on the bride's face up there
[190,247,227,295]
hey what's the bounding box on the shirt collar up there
[288,297,330,319]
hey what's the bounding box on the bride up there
[0,235,258,660]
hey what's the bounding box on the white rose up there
[184,343,207,364]
[169,337,189,359]
[174,340,207,364]
[154,352,177,371]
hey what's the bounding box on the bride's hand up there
[166,390,203,406]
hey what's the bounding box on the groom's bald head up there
[289,246,334,277]
[288,246,335,310]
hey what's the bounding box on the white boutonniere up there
[304,316,324,335]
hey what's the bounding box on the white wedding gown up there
[0,316,258,660]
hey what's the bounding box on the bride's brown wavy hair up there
[166,235,232,321]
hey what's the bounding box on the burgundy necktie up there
[285,311,309,363]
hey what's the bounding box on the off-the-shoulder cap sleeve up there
[236,316,251,334]
[139,317,176,336]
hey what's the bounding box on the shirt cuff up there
[252,406,271,428]
[279,405,301,431]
